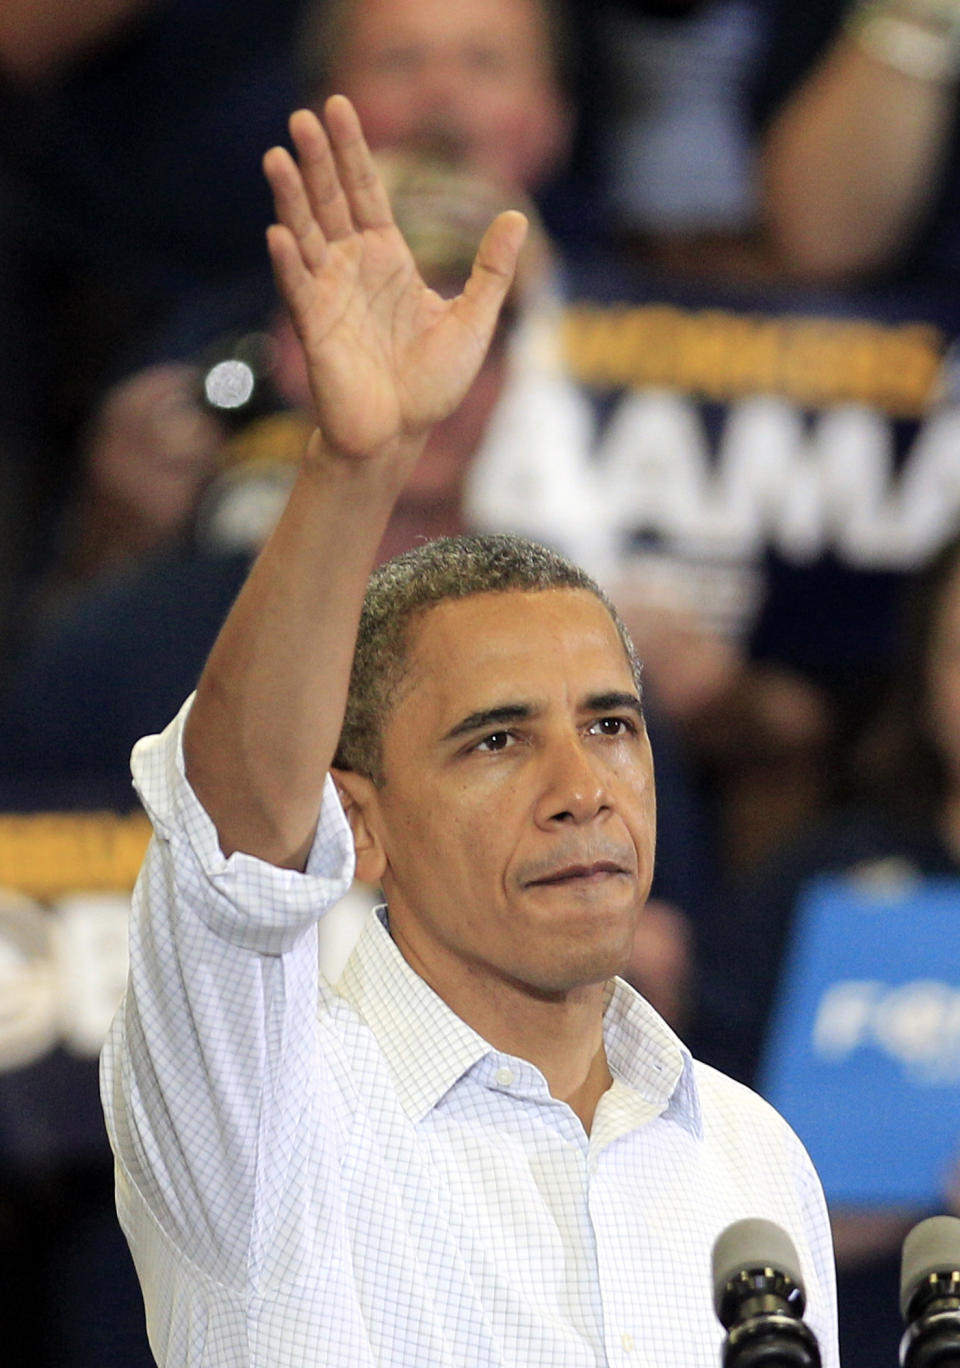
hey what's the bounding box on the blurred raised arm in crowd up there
[755,0,960,284]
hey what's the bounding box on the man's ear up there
[331,767,387,885]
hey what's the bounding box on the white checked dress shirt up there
[101,699,839,1368]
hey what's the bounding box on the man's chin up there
[515,939,638,999]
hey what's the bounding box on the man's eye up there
[475,731,513,752]
[371,45,423,76]
[462,43,510,76]
[589,717,635,738]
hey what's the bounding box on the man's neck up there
[556,1041,615,1134]
[397,933,614,1133]
[469,982,614,1133]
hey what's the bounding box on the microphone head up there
[900,1215,960,1321]
[713,1218,806,1322]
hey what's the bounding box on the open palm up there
[263,98,528,463]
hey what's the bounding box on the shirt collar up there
[336,907,491,1122]
[602,977,702,1141]
[337,906,700,1138]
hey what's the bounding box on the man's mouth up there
[525,861,629,888]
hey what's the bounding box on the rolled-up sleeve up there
[101,694,356,1287]
[132,692,356,952]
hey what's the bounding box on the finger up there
[266,223,319,340]
[288,108,354,243]
[323,94,395,231]
[454,210,528,345]
[263,144,329,275]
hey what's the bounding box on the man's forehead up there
[346,0,548,48]
[404,588,633,683]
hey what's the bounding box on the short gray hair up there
[334,534,641,783]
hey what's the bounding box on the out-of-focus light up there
[204,358,256,411]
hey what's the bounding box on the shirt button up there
[621,1332,635,1353]
[495,1066,514,1086]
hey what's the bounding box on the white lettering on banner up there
[812,980,884,1059]
[598,390,712,549]
[0,893,60,1071]
[463,368,960,593]
[895,408,960,562]
[0,890,129,1070]
[0,881,367,1072]
[463,367,612,578]
[808,406,895,566]
[597,394,960,570]
[812,979,960,1084]
[53,894,132,1057]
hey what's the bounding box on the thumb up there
[454,210,529,347]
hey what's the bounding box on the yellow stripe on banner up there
[0,812,152,900]
[561,304,945,418]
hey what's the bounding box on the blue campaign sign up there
[758,870,960,1208]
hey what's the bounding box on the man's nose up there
[416,56,469,115]
[534,733,609,827]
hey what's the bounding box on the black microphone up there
[712,1218,821,1368]
[900,1215,960,1368]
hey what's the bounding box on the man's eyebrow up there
[441,703,535,742]
[583,691,644,718]
[441,692,643,744]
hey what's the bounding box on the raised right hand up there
[263,97,528,469]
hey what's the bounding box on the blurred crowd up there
[2,0,960,1364]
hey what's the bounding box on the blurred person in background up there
[0,0,307,659]
[561,0,960,879]
[691,532,960,1367]
[303,0,575,201]
[298,0,604,257]
[22,363,229,628]
[1,0,583,651]
[715,0,960,872]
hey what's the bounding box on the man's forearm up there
[182,100,522,867]
[761,22,956,279]
[0,0,153,83]
[183,438,422,868]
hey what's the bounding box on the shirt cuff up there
[131,694,357,954]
